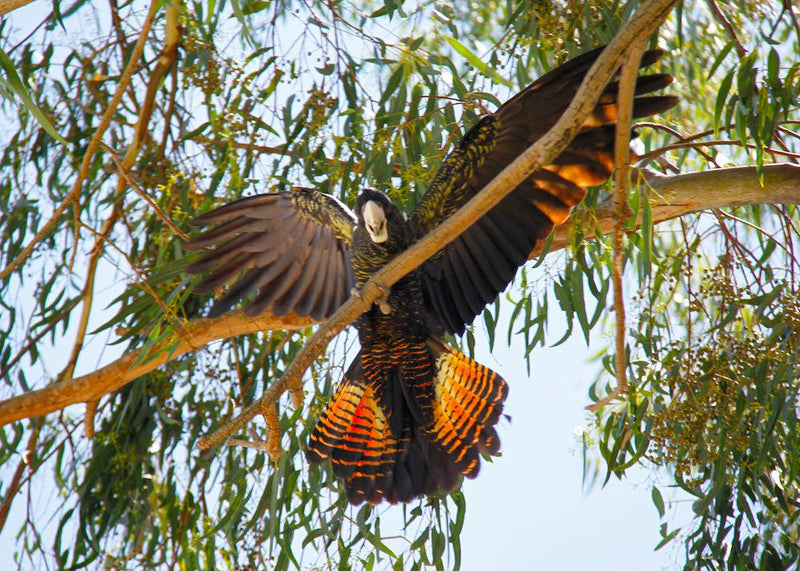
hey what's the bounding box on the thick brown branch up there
[0,0,33,16]
[533,164,800,259]
[1,165,797,428]
[14,4,798,435]
[0,312,315,426]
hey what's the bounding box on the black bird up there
[185,46,678,504]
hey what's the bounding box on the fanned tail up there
[306,337,508,505]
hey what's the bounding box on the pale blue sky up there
[460,309,690,570]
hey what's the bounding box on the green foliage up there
[0,0,798,569]
[583,212,800,568]
[605,268,800,567]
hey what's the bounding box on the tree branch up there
[0,0,33,16]
[10,2,798,438]
[60,202,123,384]
[58,2,182,435]
[0,0,159,282]
[705,0,747,58]
[0,0,721,436]
[1,165,797,428]
[0,312,315,426]
[638,138,800,162]
[0,418,41,533]
[102,142,189,240]
[609,38,646,403]
[533,163,800,259]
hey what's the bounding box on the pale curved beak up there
[363,200,388,243]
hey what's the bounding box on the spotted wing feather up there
[425,337,508,477]
[410,46,679,335]
[307,354,412,504]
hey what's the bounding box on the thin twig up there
[638,139,799,162]
[0,419,42,533]
[634,122,719,165]
[0,298,81,381]
[102,142,189,240]
[226,439,274,451]
[586,388,627,413]
[717,210,798,260]
[0,0,160,282]
[609,38,647,399]
[59,199,124,382]
[58,2,182,388]
[705,0,747,58]
[192,135,370,174]
[787,2,800,40]
[193,136,292,157]
[84,400,98,439]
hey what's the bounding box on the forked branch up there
[0,0,161,282]
[597,37,647,411]
[0,312,315,426]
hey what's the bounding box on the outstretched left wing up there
[185,188,356,320]
[409,46,678,335]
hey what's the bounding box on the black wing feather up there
[458,227,507,293]
[310,252,336,321]
[451,238,495,303]
[272,228,325,316]
[409,46,678,334]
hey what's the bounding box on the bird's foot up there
[373,282,394,314]
[351,284,392,314]
[378,295,392,315]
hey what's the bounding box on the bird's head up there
[355,189,399,244]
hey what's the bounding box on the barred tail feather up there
[306,356,400,488]
[425,337,508,479]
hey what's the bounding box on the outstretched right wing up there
[408,47,678,335]
[185,188,356,321]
